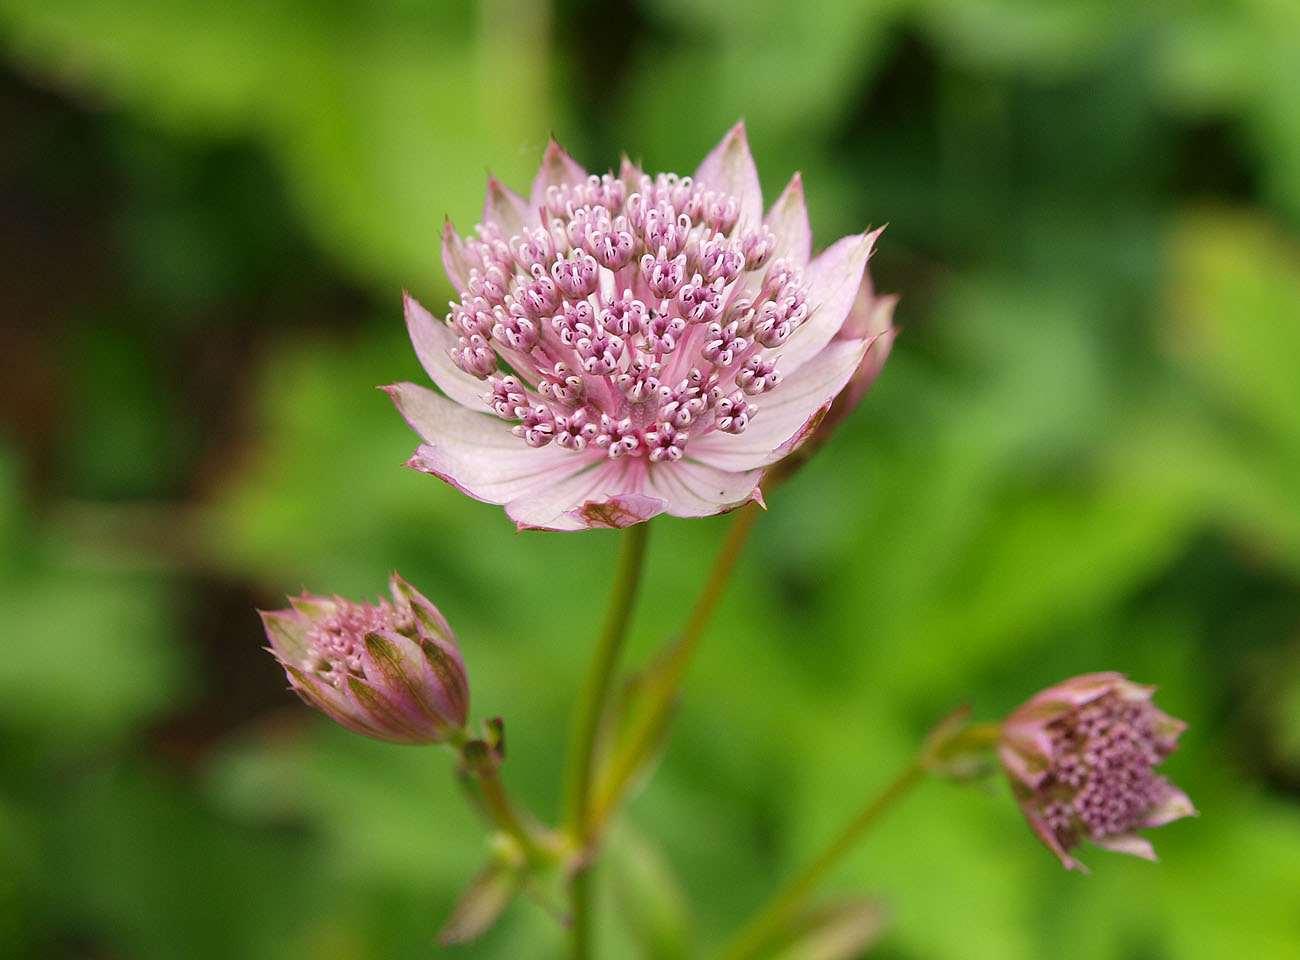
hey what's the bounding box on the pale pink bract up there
[388,123,888,530]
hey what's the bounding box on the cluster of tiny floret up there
[1036,693,1176,847]
[447,171,812,462]
[304,599,413,686]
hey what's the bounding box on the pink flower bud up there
[260,573,469,745]
[998,672,1195,871]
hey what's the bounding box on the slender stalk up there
[677,500,762,667]
[563,522,652,959]
[717,760,926,960]
[591,501,761,826]
[477,771,549,863]
[450,728,555,865]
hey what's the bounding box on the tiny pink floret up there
[389,123,889,530]
[999,672,1195,871]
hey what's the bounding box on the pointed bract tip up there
[717,120,751,154]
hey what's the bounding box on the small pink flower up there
[999,672,1196,871]
[260,574,469,744]
[388,123,885,530]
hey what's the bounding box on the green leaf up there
[768,898,886,960]
[437,856,521,946]
[606,824,694,960]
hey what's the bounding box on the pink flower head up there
[998,672,1195,872]
[388,123,885,530]
[260,574,469,744]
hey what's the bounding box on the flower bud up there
[998,672,1195,871]
[260,573,469,744]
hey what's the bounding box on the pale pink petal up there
[441,219,478,291]
[283,664,397,741]
[1142,786,1197,827]
[620,154,644,185]
[1029,672,1127,710]
[389,572,455,644]
[1114,677,1159,702]
[694,121,763,229]
[403,294,492,409]
[644,459,764,518]
[565,494,666,530]
[260,609,313,662]
[530,137,589,211]
[843,282,897,341]
[1092,834,1158,861]
[689,338,870,472]
[1150,708,1188,749]
[408,440,592,507]
[385,382,590,504]
[1024,804,1089,872]
[778,228,881,373]
[510,457,760,531]
[836,329,895,417]
[483,175,531,236]
[287,594,339,622]
[504,460,664,531]
[764,173,811,267]
[997,732,1055,791]
[356,629,452,734]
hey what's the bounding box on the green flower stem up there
[477,770,551,864]
[450,731,555,865]
[717,759,927,960]
[591,501,762,827]
[563,522,652,960]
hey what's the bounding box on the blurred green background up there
[2,0,1299,957]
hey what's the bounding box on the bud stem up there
[451,733,555,866]
[477,770,547,862]
[717,760,926,960]
[563,522,652,959]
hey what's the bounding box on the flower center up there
[447,172,809,461]
[1038,693,1175,845]
[304,599,410,686]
